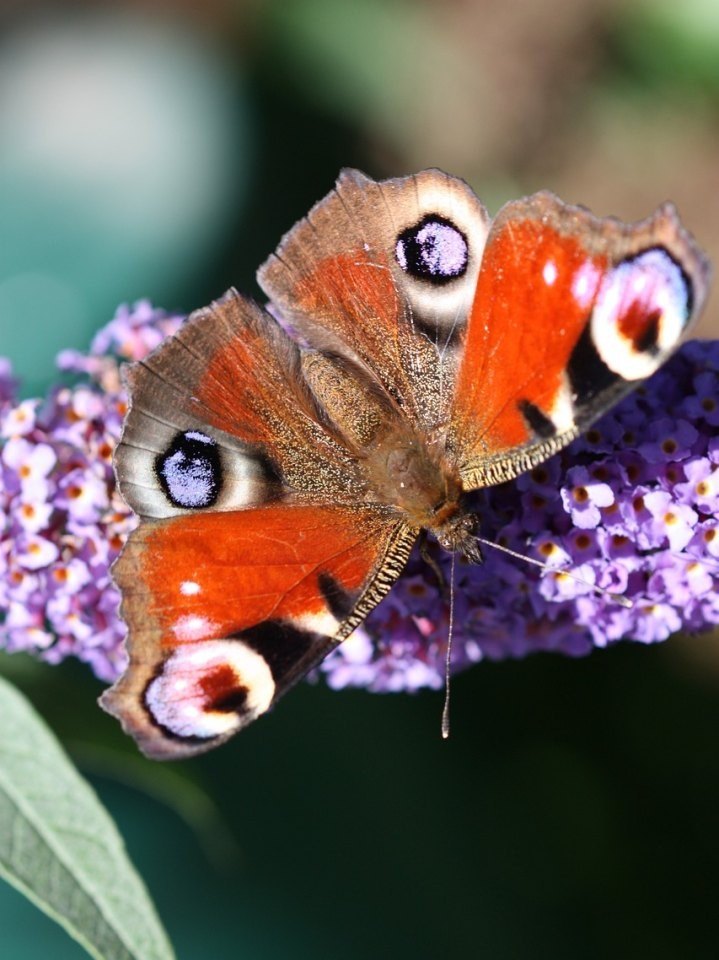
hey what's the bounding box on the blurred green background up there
[2,1,719,957]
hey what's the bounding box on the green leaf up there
[0,675,176,960]
[618,0,719,91]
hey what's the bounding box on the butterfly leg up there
[418,530,449,596]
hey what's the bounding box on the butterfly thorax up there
[361,425,481,562]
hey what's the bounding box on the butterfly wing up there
[258,168,491,431]
[102,503,413,759]
[105,291,415,758]
[450,192,710,488]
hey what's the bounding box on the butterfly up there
[100,169,709,759]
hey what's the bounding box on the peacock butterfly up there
[100,169,710,759]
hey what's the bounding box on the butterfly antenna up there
[473,535,633,609]
[441,552,457,740]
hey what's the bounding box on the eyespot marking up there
[144,639,275,741]
[155,430,221,509]
[591,246,693,381]
[395,215,468,284]
[199,664,250,713]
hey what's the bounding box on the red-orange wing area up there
[452,215,606,461]
[116,502,406,652]
[192,306,283,445]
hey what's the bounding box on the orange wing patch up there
[133,503,390,641]
[453,219,606,455]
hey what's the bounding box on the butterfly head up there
[432,505,483,564]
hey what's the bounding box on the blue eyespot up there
[395,216,468,284]
[156,430,221,509]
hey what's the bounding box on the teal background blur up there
[2,2,719,957]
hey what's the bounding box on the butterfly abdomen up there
[358,424,469,536]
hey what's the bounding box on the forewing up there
[451,191,710,487]
[101,503,415,759]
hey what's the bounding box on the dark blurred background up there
[2,2,719,958]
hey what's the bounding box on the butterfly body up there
[100,169,709,759]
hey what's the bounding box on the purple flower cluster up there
[1,302,718,693]
[0,302,183,681]
[322,340,719,692]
